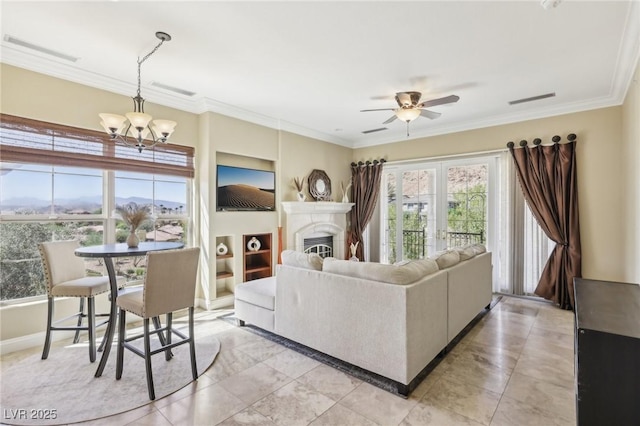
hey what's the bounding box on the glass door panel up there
[444,163,488,248]
[382,156,495,265]
[384,171,398,263]
[400,169,437,260]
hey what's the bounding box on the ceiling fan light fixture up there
[395,108,421,122]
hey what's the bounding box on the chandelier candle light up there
[99,32,177,153]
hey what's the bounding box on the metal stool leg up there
[143,319,156,400]
[41,297,54,360]
[73,298,85,344]
[87,297,96,363]
[189,307,197,380]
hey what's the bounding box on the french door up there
[381,156,496,263]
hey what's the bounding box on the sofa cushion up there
[453,246,476,261]
[469,243,487,255]
[235,276,276,310]
[322,257,439,285]
[281,250,324,271]
[429,250,461,269]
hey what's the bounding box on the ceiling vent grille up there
[4,35,79,62]
[362,127,388,134]
[150,81,196,97]
[508,92,556,105]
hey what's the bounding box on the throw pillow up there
[322,257,439,285]
[281,250,324,271]
[454,246,476,261]
[429,249,461,269]
[469,243,487,255]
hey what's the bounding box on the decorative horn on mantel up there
[507,133,577,148]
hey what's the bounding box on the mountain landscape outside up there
[0,164,188,301]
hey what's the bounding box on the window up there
[381,156,495,264]
[0,114,194,302]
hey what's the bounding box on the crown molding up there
[611,0,640,101]
[3,2,639,151]
[199,97,353,148]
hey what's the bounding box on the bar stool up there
[115,247,200,400]
[39,240,111,362]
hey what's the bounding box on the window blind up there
[0,114,194,178]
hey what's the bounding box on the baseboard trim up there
[1,330,74,356]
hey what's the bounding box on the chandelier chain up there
[99,32,175,153]
[136,38,166,98]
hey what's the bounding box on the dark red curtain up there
[508,135,581,310]
[347,159,385,261]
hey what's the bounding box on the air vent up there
[362,127,388,134]
[4,35,79,62]
[150,81,196,97]
[509,92,556,105]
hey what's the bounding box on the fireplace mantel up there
[281,201,354,260]
[281,201,354,215]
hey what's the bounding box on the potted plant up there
[116,202,151,248]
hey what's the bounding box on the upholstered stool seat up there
[116,247,201,400]
[49,277,111,297]
[39,240,113,363]
[234,276,276,332]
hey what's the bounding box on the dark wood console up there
[573,278,640,426]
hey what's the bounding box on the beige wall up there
[1,60,637,347]
[621,60,640,282]
[0,64,199,148]
[0,64,352,344]
[354,106,634,283]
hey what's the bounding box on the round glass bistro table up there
[75,241,184,377]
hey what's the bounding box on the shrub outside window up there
[0,114,193,303]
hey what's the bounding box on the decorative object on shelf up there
[216,242,228,256]
[116,202,151,248]
[99,32,177,153]
[247,236,261,252]
[349,241,360,261]
[293,176,306,202]
[308,169,332,201]
[340,180,352,203]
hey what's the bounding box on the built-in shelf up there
[215,235,235,299]
[216,271,233,279]
[243,233,272,282]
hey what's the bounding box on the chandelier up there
[99,32,177,153]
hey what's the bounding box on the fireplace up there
[281,202,354,260]
[304,235,333,258]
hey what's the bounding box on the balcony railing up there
[402,229,485,259]
[447,230,484,247]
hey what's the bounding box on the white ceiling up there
[1,1,639,148]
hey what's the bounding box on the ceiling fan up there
[361,91,460,136]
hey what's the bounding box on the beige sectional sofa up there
[234,245,492,396]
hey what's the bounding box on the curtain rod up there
[380,147,508,166]
[351,158,386,167]
[507,133,577,148]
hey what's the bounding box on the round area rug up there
[0,327,220,425]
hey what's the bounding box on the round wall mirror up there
[308,169,332,201]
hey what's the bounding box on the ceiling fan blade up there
[382,115,397,124]
[420,110,442,120]
[418,94,460,108]
[360,108,396,112]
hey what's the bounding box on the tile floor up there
[77,295,576,425]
